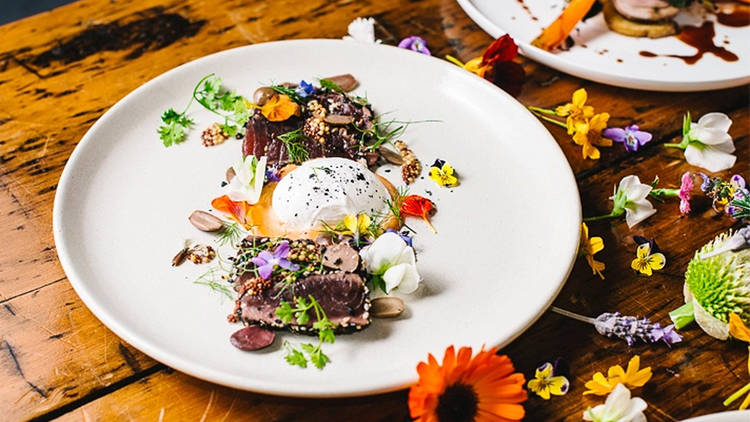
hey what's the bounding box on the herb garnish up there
[193,265,234,300]
[216,221,245,247]
[157,73,253,146]
[276,295,336,369]
[277,128,310,164]
[270,84,305,104]
[318,78,345,93]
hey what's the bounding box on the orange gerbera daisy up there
[409,345,527,422]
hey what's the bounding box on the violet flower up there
[250,241,299,279]
[265,168,282,182]
[602,124,652,152]
[552,307,682,347]
[398,36,431,55]
[295,80,315,98]
[386,228,413,246]
[633,236,659,254]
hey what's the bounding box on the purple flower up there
[386,228,413,246]
[678,172,693,214]
[250,241,299,279]
[265,168,282,182]
[594,312,682,347]
[730,174,747,190]
[699,173,712,192]
[295,80,315,98]
[397,36,431,55]
[603,124,652,152]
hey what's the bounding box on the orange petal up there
[211,195,249,226]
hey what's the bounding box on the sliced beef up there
[240,272,370,335]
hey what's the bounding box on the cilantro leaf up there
[309,348,330,369]
[284,347,307,368]
[275,301,294,323]
[318,327,335,344]
[158,108,193,147]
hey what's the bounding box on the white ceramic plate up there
[53,39,580,397]
[457,0,750,91]
[682,410,750,422]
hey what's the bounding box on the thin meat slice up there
[230,325,276,351]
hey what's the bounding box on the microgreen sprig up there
[276,295,336,369]
[277,128,310,164]
[271,84,305,104]
[318,78,345,93]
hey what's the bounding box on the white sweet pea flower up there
[666,112,736,173]
[585,175,656,228]
[359,232,420,294]
[342,17,381,44]
[226,155,266,204]
[583,383,647,422]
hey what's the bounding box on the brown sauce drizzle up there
[638,21,738,65]
[517,0,538,21]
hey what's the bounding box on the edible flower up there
[250,241,300,280]
[665,112,736,172]
[603,124,652,152]
[261,94,300,122]
[573,112,612,160]
[429,159,459,188]
[359,231,420,294]
[343,213,372,238]
[579,223,605,279]
[445,35,525,97]
[342,17,381,44]
[583,384,647,422]
[527,362,570,400]
[295,80,315,98]
[555,88,594,134]
[724,316,750,410]
[700,173,749,217]
[631,241,666,276]
[400,195,437,234]
[584,175,657,228]
[724,345,750,410]
[226,155,266,204]
[385,228,413,246]
[398,36,431,55]
[551,307,682,347]
[649,172,695,214]
[265,168,282,182]
[211,195,251,227]
[409,345,527,422]
[584,356,652,396]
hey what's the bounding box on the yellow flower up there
[261,94,299,122]
[429,161,459,188]
[556,88,595,134]
[630,242,666,276]
[579,223,605,279]
[729,313,750,342]
[527,362,570,400]
[463,57,485,76]
[723,345,750,410]
[343,213,371,236]
[572,112,611,160]
[584,356,652,396]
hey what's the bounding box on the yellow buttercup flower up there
[429,161,459,188]
[579,223,605,279]
[572,112,611,160]
[556,88,595,135]
[729,313,750,342]
[584,355,652,396]
[527,362,570,400]
[631,242,666,276]
[343,213,371,237]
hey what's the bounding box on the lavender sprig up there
[552,307,682,347]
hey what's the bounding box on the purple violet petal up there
[277,258,300,271]
[603,127,627,143]
[274,241,290,258]
[257,263,274,280]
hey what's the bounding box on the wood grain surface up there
[0,0,747,420]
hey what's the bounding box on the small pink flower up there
[678,172,693,214]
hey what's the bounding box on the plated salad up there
[162,74,455,369]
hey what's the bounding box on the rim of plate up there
[53,39,581,397]
[456,0,750,92]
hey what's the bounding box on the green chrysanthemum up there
[670,229,750,339]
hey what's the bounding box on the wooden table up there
[0,0,747,420]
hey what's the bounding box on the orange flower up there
[261,94,299,122]
[211,195,251,227]
[409,345,527,422]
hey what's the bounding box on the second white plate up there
[458,0,750,91]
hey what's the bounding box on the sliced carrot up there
[531,0,596,51]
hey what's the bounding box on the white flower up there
[226,155,266,204]
[684,112,736,173]
[342,17,381,44]
[611,175,657,228]
[583,384,647,422]
[359,232,420,294]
